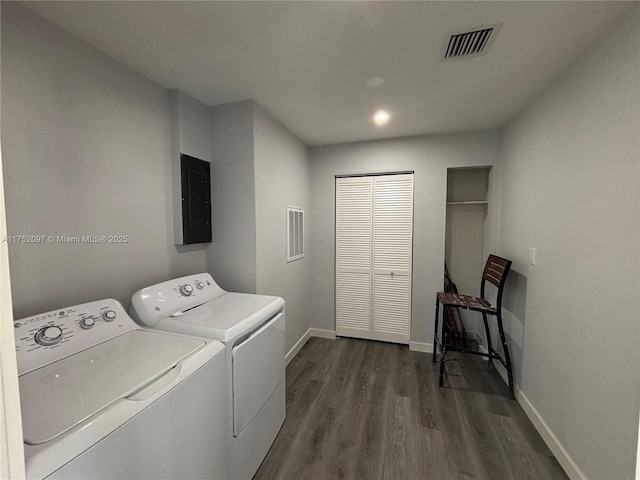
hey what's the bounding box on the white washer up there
[15,298,228,480]
[130,273,285,480]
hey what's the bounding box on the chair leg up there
[439,304,447,387]
[496,312,515,400]
[432,297,440,363]
[482,313,493,370]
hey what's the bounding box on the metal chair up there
[432,254,515,399]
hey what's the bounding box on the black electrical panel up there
[181,154,212,244]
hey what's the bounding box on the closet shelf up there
[446,200,488,205]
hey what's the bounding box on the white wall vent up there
[287,206,304,262]
[440,23,503,61]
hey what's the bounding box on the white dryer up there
[130,273,285,480]
[15,298,228,480]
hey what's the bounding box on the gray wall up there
[207,101,311,354]
[169,89,211,245]
[308,130,502,344]
[173,90,211,163]
[206,101,257,293]
[253,104,311,353]
[1,3,205,318]
[497,8,639,480]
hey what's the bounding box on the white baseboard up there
[309,328,336,339]
[285,328,311,366]
[517,389,586,480]
[409,341,432,353]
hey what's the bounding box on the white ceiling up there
[22,1,632,146]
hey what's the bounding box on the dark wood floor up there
[254,337,568,480]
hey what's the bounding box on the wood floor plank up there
[353,353,390,480]
[285,359,316,407]
[327,340,378,480]
[421,426,462,479]
[505,404,556,457]
[409,351,442,431]
[431,385,482,477]
[458,389,516,480]
[310,336,345,382]
[390,343,413,397]
[489,413,568,480]
[382,395,418,479]
[254,337,569,480]
[458,357,513,417]
[256,377,325,479]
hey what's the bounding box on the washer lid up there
[170,293,284,343]
[19,330,205,445]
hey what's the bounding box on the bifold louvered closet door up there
[335,173,414,344]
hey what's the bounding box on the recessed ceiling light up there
[373,110,390,126]
[366,75,385,87]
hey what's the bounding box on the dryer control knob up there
[102,310,117,322]
[180,284,193,296]
[35,326,63,346]
[80,317,96,329]
[195,281,205,290]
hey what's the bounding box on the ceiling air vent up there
[440,23,503,61]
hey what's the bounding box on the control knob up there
[103,310,117,322]
[80,317,96,329]
[35,326,63,346]
[180,284,193,296]
[195,281,205,290]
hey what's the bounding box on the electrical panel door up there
[181,154,211,244]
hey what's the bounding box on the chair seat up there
[437,291,496,313]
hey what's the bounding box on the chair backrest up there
[480,255,513,307]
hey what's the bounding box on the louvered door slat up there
[372,174,414,344]
[336,177,373,338]
[336,272,371,336]
[372,274,411,343]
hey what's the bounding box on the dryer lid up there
[19,330,205,445]
[168,293,284,343]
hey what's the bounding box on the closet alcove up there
[444,167,491,342]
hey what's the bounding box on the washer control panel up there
[130,273,226,328]
[14,299,138,376]
[173,276,217,300]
